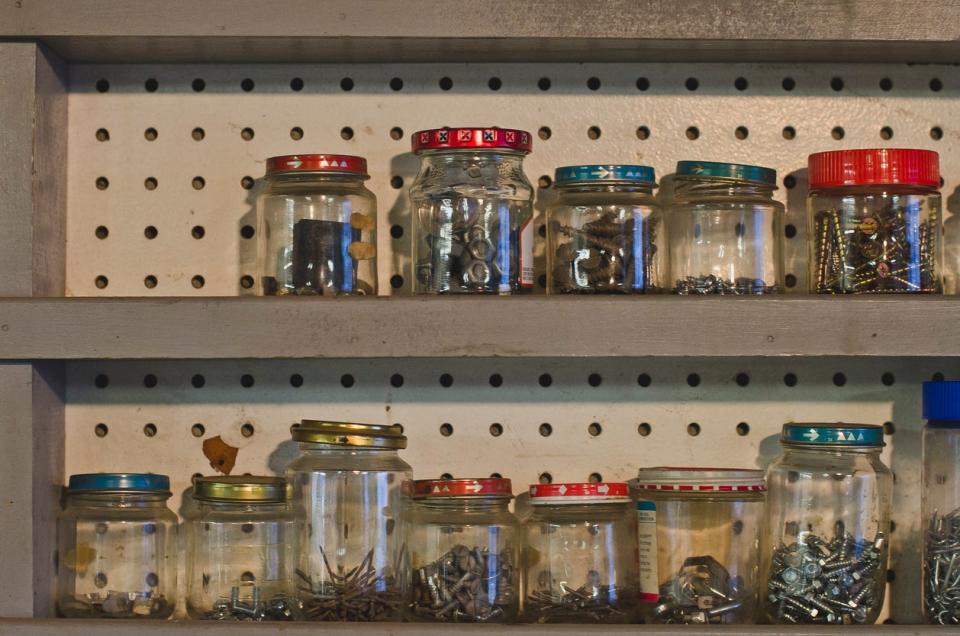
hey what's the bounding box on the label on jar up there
[637,499,659,602]
[519,217,534,287]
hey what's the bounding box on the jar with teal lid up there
[546,164,664,293]
[759,424,892,625]
[56,473,178,618]
[668,161,784,294]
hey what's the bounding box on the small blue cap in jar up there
[554,164,656,185]
[68,473,171,493]
[923,381,960,422]
[676,160,777,186]
[781,423,884,447]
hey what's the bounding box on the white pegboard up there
[66,62,960,297]
[65,357,960,622]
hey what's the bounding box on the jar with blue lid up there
[668,161,784,294]
[56,473,178,618]
[759,424,892,625]
[546,164,664,293]
[922,381,960,623]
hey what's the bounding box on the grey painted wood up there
[0,296,955,359]
[2,0,960,62]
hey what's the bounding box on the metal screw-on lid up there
[676,160,777,186]
[266,154,368,176]
[192,475,287,503]
[529,482,631,504]
[68,473,171,494]
[412,478,513,498]
[781,423,884,447]
[412,127,532,154]
[290,420,407,449]
[635,467,765,492]
[554,164,656,186]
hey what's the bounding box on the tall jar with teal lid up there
[546,164,664,293]
[668,161,784,294]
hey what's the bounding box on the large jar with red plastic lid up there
[409,127,535,294]
[406,477,519,622]
[256,154,377,296]
[522,482,638,624]
[807,148,942,294]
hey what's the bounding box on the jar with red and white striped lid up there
[634,467,765,624]
[406,478,519,623]
[522,482,638,624]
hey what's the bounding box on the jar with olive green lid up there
[286,420,411,621]
[186,476,296,620]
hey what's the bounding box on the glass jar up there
[56,473,177,618]
[546,165,664,294]
[807,148,942,293]
[186,476,296,620]
[635,468,765,624]
[523,482,638,623]
[256,154,377,296]
[409,127,535,294]
[668,161,784,294]
[286,420,410,621]
[407,478,519,623]
[922,381,960,624]
[760,424,892,625]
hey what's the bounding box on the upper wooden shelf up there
[0,296,954,360]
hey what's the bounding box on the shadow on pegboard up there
[237,177,259,296]
[943,184,960,294]
[387,152,419,296]
[783,167,809,294]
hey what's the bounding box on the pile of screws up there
[410,544,516,622]
[813,204,939,293]
[767,523,885,624]
[527,570,629,623]
[924,508,960,624]
[296,547,402,621]
[62,591,170,618]
[550,212,659,293]
[204,586,299,621]
[652,555,745,624]
[674,274,774,295]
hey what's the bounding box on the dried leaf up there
[202,435,238,475]
[350,212,376,231]
[348,242,376,260]
[63,543,97,575]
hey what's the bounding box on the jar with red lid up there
[635,467,765,624]
[407,478,519,622]
[409,127,535,294]
[256,154,377,296]
[807,148,942,293]
[522,482,638,624]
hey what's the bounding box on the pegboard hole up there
[94,423,109,437]
[144,177,158,191]
[538,77,551,91]
[734,77,748,91]
[538,126,552,141]
[538,175,552,189]
[880,126,893,140]
[439,373,454,388]
[686,373,701,387]
[587,76,601,90]
[240,374,255,388]
[638,422,652,436]
[538,373,552,387]
[879,77,893,91]
[489,423,503,437]
[439,77,453,91]
[930,78,943,92]
[241,423,255,438]
[782,126,796,140]
[95,128,110,142]
[538,274,547,289]
[439,472,454,480]
[784,175,796,189]
[687,422,701,436]
[781,77,795,91]
[390,126,404,140]
[340,127,354,140]
[538,473,553,484]
[191,423,206,438]
[588,472,603,483]
[389,77,403,91]
[95,275,109,289]
[390,225,404,239]
[736,422,750,436]
[290,373,304,387]
[143,275,158,289]
[887,569,896,583]
[636,126,650,140]
[588,373,602,387]
[390,175,404,189]
[290,77,304,91]
[439,423,453,437]
[95,226,109,239]
[685,126,700,140]
[240,274,254,289]
[785,224,797,239]
[191,176,206,190]
[588,422,602,436]
[191,78,205,92]
[785,274,797,288]
[191,127,205,141]
[144,127,158,141]
[637,373,651,387]
[191,275,205,289]
[143,374,158,388]
[95,79,109,93]
[339,77,354,91]
[191,225,205,239]
[96,176,110,190]
[94,374,109,388]
[833,372,847,387]
[488,77,502,91]
[931,126,944,141]
[685,77,699,91]
[240,78,255,92]
[784,372,798,387]
[830,77,844,91]
[390,373,404,388]
[539,423,553,437]
[191,374,205,388]
[340,374,355,388]
[240,225,255,239]
[390,275,404,289]
[933,372,946,382]
[489,472,502,479]
[831,126,845,140]
[290,127,304,140]
[144,226,158,239]
[734,126,749,140]
[240,127,254,141]
[143,423,157,437]
[636,77,650,91]
[735,372,750,387]
[881,372,895,386]
[587,126,602,140]
[489,373,503,387]
[241,176,255,190]
[884,421,896,435]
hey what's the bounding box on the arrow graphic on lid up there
[597,484,609,494]
[558,485,567,495]
[595,168,610,178]
[288,160,302,169]
[467,482,483,493]
[803,429,820,441]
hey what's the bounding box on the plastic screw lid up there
[635,467,765,492]
[676,160,777,186]
[68,473,171,493]
[923,381,960,421]
[529,482,631,504]
[554,165,656,185]
[412,478,513,498]
[412,127,532,153]
[808,148,940,188]
[266,154,368,175]
[781,423,884,447]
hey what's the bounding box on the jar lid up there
[635,467,765,492]
[808,148,939,188]
[675,160,776,186]
[529,482,631,504]
[291,420,407,449]
[266,154,368,176]
[412,478,513,498]
[781,423,884,447]
[554,165,656,185]
[412,127,532,154]
[68,473,171,494]
[192,475,287,503]
[923,381,960,421]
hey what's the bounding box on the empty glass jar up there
[807,148,942,293]
[668,161,784,294]
[256,154,377,296]
[407,478,519,623]
[186,476,296,620]
[546,165,664,293]
[635,468,765,624]
[56,473,177,618]
[760,424,892,625]
[523,482,638,623]
[286,420,410,621]
[410,127,535,294]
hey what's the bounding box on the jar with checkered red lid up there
[635,467,765,624]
